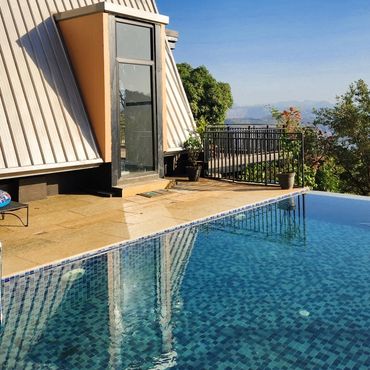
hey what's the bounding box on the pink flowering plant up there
[271,106,303,173]
[271,106,302,132]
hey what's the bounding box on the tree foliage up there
[300,127,343,192]
[313,79,370,195]
[272,81,370,195]
[177,63,233,130]
[270,102,365,194]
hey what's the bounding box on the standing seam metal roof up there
[165,40,196,151]
[0,0,157,178]
[0,0,193,178]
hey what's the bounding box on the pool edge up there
[308,190,370,201]
[2,188,309,282]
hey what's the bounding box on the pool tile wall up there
[3,189,307,283]
[2,190,368,369]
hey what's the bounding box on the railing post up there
[301,132,305,187]
[203,131,208,178]
[264,131,268,185]
[231,129,235,182]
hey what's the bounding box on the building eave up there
[0,159,104,180]
[54,2,169,25]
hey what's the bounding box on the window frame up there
[116,18,154,63]
[112,17,159,182]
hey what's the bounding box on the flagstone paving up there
[0,179,305,277]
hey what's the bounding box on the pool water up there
[1,193,370,369]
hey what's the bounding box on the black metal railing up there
[203,125,305,187]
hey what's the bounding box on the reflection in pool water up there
[1,193,370,369]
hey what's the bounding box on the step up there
[115,178,175,198]
[117,172,160,185]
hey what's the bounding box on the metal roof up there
[0,0,158,179]
[0,0,192,178]
[165,40,196,151]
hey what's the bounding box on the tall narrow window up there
[116,21,155,177]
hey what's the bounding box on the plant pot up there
[277,172,295,189]
[186,165,202,181]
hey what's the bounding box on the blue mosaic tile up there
[2,188,306,284]
[0,192,369,369]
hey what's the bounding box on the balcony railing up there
[203,125,305,187]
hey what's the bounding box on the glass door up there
[119,64,154,175]
[116,21,155,177]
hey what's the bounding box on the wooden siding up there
[165,40,196,152]
[0,0,157,178]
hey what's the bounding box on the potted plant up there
[271,107,302,189]
[276,140,297,189]
[183,131,203,181]
[277,171,296,190]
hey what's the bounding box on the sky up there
[157,0,370,106]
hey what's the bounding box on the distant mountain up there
[225,117,274,126]
[227,100,334,125]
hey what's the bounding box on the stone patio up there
[0,179,306,277]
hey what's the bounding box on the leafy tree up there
[177,63,233,132]
[270,107,344,192]
[314,79,370,195]
[315,158,342,192]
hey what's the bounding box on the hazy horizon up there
[230,99,334,109]
[158,0,370,106]
[226,99,333,122]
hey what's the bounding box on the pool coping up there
[309,190,370,201]
[1,188,309,282]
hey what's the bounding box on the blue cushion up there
[0,190,11,208]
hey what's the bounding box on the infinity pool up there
[1,192,370,369]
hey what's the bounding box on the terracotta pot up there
[277,172,295,189]
[186,165,201,181]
